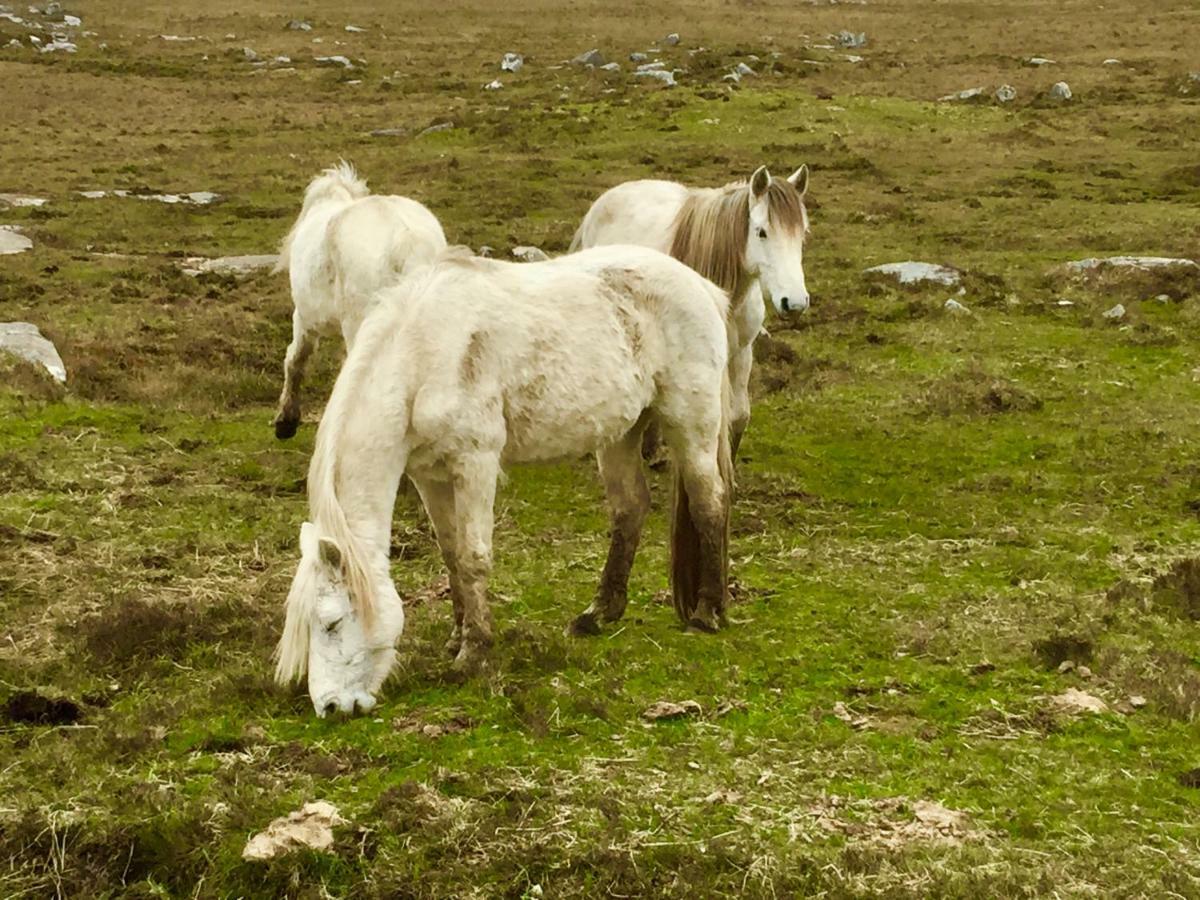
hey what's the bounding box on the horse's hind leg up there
[274,310,318,440]
[728,343,754,459]
[412,476,466,657]
[569,421,650,637]
[449,452,500,673]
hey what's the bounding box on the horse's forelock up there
[763,178,808,234]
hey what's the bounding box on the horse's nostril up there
[323,701,338,717]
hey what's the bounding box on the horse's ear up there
[750,165,771,198]
[318,538,343,571]
[787,164,809,196]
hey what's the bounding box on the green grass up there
[3,0,1200,896]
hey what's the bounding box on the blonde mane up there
[668,177,808,297]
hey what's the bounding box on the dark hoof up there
[567,612,602,637]
[444,633,463,657]
[686,616,720,635]
[451,644,488,676]
[274,417,299,440]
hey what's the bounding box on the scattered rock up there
[834,30,866,48]
[1057,659,1076,674]
[180,254,278,277]
[0,225,33,255]
[634,69,676,86]
[418,122,454,137]
[572,48,605,67]
[995,83,1017,103]
[1048,688,1108,715]
[0,194,46,208]
[665,32,680,46]
[286,19,312,31]
[157,34,197,42]
[344,24,366,33]
[393,712,472,738]
[1102,303,1126,320]
[599,62,620,72]
[1129,695,1147,709]
[641,699,702,721]
[939,87,985,102]
[2,689,82,724]
[1076,665,1093,678]
[1067,256,1198,272]
[629,51,647,62]
[734,61,756,77]
[1049,81,1072,100]
[512,245,549,262]
[484,78,502,90]
[844,54,863,63]
[76,190,220,205]
[636,61,665,72]
[478,245,494,258]
[832,701,872,729]
[865,261,962,286]
[944,298,971,314]
[1027,57,1056,66]
[0,322,66,382]
[1103,58,1122,65]
[242,801,347,861]
[370,126,409,137]
[315,55,354,68]
[38,37,75,53]
[501,52,523,72]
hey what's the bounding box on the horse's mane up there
[274,348,379,683]
[668,177,807,296]
[273,161,371,274]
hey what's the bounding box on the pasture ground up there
[2,1,1200,896]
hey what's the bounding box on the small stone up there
[0,226,32,256]
[599,62,620,72]
[478,246,494,258]
[1049,81,1072,100]
[1049,688,1108,714]
[844,54,863,63]
[344,24,366,33]
[1129,695,1147,709]
[1076,665,1093,678]
[734,62,756,77]
[286,19,312,31]
[636,61,665,72]
[939,87,985,102]
[833,30,866,48]
[1154,294,1171,302]
[242,47,259,62]
[501,52,523,72]
[62,14,80,27]
[181,254,277,277]
[665,32,680,46]
[629,51,647,62]
[0,194,47,207]
[1068,256,1198,273]
[723,71,741,83]
[944,298,971,314]
[370,127,409,137]
[1057,660,1076,673]
[0,322,66,382]
[315,55,354,68]
[512,245,549,262]
[1027,57,1056,66]
[242,801,347,861]
[1103,58,1122,65]
[995,84,1017,103]
[634,69,676,87]
[572,48,604,67]
[641,699,702,721]
[1102,303,1125,320]
[484,78,502,90]
[418,122,454,137]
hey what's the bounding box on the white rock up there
[939,87,985,102]
[599,62,620,72]
[636,61,665,72]
[0,322,66,382]
[1102,303,1126,320]
[629,52,647,62]
[995,84,1017,103]
[38,37,75,52]
[181,254,277,277]
[418,122,454,137]
[1049,81,1072,100]
[157,34,197,42]
[478,245,494,258]
[1028,57,1055,66]
[62,13,79,26]
[242,46,259,62]
[944,298,971,314]
[865,261,962,286]
[286,19,312,31]
[1049,688,1108,715]
[634,69,676,86]
[734,61,756,76]
[1103,58,1122,65]
[0,194,47,207]
[0,226,32,255]
[501,52,523,72]
[723,71,741,83]
[315,55,353,68]
[834,30,866,48]
[483,78,502,90]
[1067,256,1198,272]
[6,38,21,48]
[665,32,680,45]
[572,48,604,67]
[844,54,863,63]
[344,24,365,33]
[242,801,346,861]
[512,245,549,262]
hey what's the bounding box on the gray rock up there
[0,226,32,255]
[865,261,962,286]
[734,62,756,76]
[483,78,503,90]
[0,194,47,207]
[665,33,680,46]
[0,322,65,382]
[370,127,409,137]
[39,37,76,53]
[1102,58,1122,65]
[634,69,676,86]
[180,254,278,277]
[41,2,62,16]
[629,52,647,62]
[62,14,80,27]
[1102,303,1126,320]
[599,62,620,72]
[286,19,312,31]
[501,52,523,72]
[636,61,665,72]
[572,48,604,67]
[512,246,550,262]
[1049,81,1072,100]
[418,122,454,137]
[844,54,863,63]
[944,298,971,314]
[995,84,1017,103]
[723,70,742,83]
[315,55,354,68]
[1027,57,1055,66]
[834,30,866,48]
[1067,256,1198,272]
[939,87,985,102]
[242,47,259,62]
[344,24,366,33]
[6,38,22,48]
[478,246,494,258]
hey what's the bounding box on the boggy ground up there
[1,0,1199,896]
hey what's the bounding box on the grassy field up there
[2,0,1200,896]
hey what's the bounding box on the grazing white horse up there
[275,245,734,716]
[271,162,447,439]
[570,165,810,453]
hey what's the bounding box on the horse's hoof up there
[451,645,487,676]
[567,612,601,637]
[444,634,463,657]
[686,616,720,635]
[274,417,299,440]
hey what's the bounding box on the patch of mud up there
[809,796,985,847]
[393,709,474,738]
[919,365,1042,417]
[2,689,83,724]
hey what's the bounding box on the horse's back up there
[576,180,690,253]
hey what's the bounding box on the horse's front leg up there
[570,423,650,636]
[728,343,754,459]
[449,452,499,673]
[274,310,318,440]
[412,475,466,657]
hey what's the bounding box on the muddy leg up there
[274,310,318,440]
[569,425,650,637]
[665,435,730,633]
[413,476,466,657]
[449,453,499,673]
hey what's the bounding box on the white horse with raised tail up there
[275,244,734,716]
[271,162,447,439]
[570,165,810,454]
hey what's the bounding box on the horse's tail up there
[670,368,734,627]
[274,338,397,684]
[274,160,371,275]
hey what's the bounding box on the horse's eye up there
[324,617,343,635]
[757,228,768,239]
